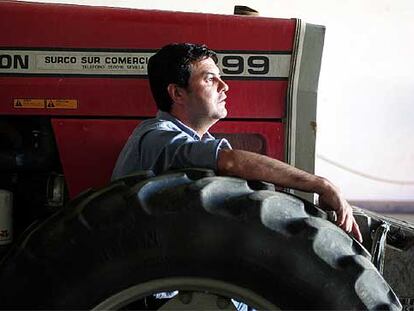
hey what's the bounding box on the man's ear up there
[167,84,186,105]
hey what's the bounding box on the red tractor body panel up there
[0,1,294,118]
[0,1,300,197]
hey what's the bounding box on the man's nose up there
[218,77,229,92]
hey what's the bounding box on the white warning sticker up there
[0,50,150,75]
[0,49,291,79]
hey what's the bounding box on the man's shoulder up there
[134,117,182,135]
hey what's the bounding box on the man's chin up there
[209,106,227,122]
[218,105,228,118]
[216,109,227,120]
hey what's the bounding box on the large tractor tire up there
[0,169,401,310]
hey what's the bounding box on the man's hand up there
[317,179,363,243]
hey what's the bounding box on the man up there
[112,43,362,242]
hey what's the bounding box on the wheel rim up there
[92,277,279,310]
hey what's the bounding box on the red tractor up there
[0,1,412,309]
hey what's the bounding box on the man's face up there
[182,57,229,123]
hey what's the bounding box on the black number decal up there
[248,56,269,74]
[222,56,244,74]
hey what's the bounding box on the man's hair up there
[148,43,218,112]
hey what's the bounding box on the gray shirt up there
[111,111,231,180]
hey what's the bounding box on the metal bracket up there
[371,222,390,274]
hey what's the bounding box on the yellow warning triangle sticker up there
[47,100,55,108]
[13,99,45,108]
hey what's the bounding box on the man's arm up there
[217,149,363,242]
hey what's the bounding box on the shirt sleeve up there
[141,129,231,173]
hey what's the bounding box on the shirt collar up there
[156,110,214,141]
